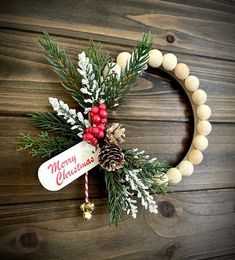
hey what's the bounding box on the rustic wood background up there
[0,0,235,259]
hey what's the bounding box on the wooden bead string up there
[116,50,212,185]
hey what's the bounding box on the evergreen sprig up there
[29,112,80,139]
[102,32,153,108]
[86,41,111,85]
[124,148,170,194]
[104,148,170,226]
[17,132,77,158]
[38,32,153,109]
[38,32,87,108]
[104,170,126,226]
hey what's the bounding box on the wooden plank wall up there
[0,0,235,259]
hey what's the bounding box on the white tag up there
[38,141,99,191]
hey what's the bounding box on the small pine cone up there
[99,142,125,171]
[106,123,126,145]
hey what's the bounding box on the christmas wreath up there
[17,32,211,225]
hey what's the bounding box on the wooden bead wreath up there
[116,50,212,185]
[18,32,212,225]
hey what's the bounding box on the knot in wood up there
[158,201,175,218]
[19,232,38,248]
[166,244,177,259]
[167,34,175,43]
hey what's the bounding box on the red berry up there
[83,133,87,140]
[86,133,94,141]
[97,131,104,139]
[97,124,105,131]
[92,139,98,146]
[91,106,99,114]
[92,127,99,135]
[90,112,95,118]
[101,118,107,124]
[92,115,101,124]
[99,103,106,110]
[86,127,93,133]
[99,109,108,118]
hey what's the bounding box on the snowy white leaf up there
[71,125,79,130]
[84,119,91,128]
[84,98,93,103]
[48,97,87,135]
[77,112,84,123]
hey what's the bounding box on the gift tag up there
[38,141,100,191]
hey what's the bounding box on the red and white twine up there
[85,172,89,203]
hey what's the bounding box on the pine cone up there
[106,123,125,145]
[99,142,125,171]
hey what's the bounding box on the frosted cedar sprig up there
[104,148,169,225]
[49,97,90,138]
[124,169,158,214]
[77,52,104,110]
[121,186,138,219]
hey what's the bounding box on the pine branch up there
[142,161,171,194]
[104,147,170,226]
[17,132,76,158]
[102,32,153,108]
[104,169,128,226]
[86,41,111,85]
[123,148,170,194]
[38,32,87,108]
[100,72,120,109]
[29,112,81,139]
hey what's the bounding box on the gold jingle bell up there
[80,202,95,221]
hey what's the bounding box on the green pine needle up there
[17,132,77,158]
[38,32,87,108]
[29,112,82,140]
[104,169,126,226]
[102,32,153,108]
[86,40,111,85]
[104,147,170,226]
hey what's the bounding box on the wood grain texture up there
[0,1,235,259]
[0,189,234,259]
[0,0,235,60]
[0,30,234,123]
[0,116,234,204]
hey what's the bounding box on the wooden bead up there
[178,160,194,176]
[162,53,177,71]
[185,75,200,92]
[167,168,182,184]
[116,52,131,69]
[174,63,189,80]
[103,62,121,80]
[193,135,208,151]
[148,49,163,68]
[188,150,203,165]
[197,120,212,136]
[192,89,207,105]
[154,174,168,185]
[197,105,212,120]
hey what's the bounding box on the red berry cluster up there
[83,103,108,146]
